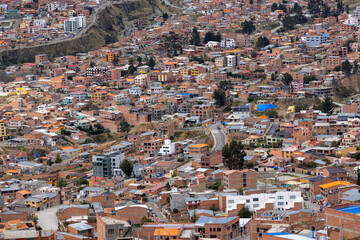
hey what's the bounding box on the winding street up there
[209,123,226,152]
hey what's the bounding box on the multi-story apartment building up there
[194,216,240,240]
[222,169,257,190]
[92,152,125,177]
[190,104,215,120]
[226,191,302,212]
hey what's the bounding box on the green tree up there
[238,188,244,195]
[217,80,233,91]
[321,96,335,114]
[166,182,171,191]
[215,32,222,42]
[204,31,215,44]
[265,108,278,118]
[120,121,131,132]
[241,20,256,35]
[282,14,307,31]
[213,89,226,106]
[278,4,287,12]
[293,3,302,14]
[120,159,133,178]
[141,216,154,225]
[271,73,276,81]
[136,56,142,63]
[56,178,67,188]
[162,13,169,20]
[353,60,358,74]
[341,60,353,76]
[256,36,269,49]
[222,141,247,170]
[238,206,252,218]
[281,73,293,85]
[76,178,89,186]
[303,75,317,84]
[161,31,183,57]
[147,57,156,69]
[128,64,137,75]
[308,0,328,18]
[271,3,278,12]
[345,5,349,14]
[333,66,341,71]
[55,153,62,164]
[210,180,221,190]
[47,159,53,166]
[173,208,179,213]
[190,27,201,46]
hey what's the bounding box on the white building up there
[354,7,360,19]
[206,41,220,48]
[114,93,130,105]
[343,15,359,26]
[232,104,251,119]
[64,16,86,33]
[134,74,147,86]
[305,33,328,47]
[226,55,237,67]
[64,19,78,33]
[159,139,176,155]
[74,15,86,28]
[220,38,236,49]
[128,86,142,96]
[33,19,47,27]
[226,191,302,212]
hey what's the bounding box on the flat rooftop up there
[336,206,360,214]
[100,216,130,226]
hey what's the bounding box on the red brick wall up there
[116,206,148,225]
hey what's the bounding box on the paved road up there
[162,0,183,9]
[209,123,226,151]
[146,202,168,222]
[0,0,121,52]
[271,21,283,33]
[36,206,59,231]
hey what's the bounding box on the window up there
[277,196,284,200]
[253,204,259,208]
[290,195,296,199]
[278,202,284,206]
[228,200,234,204]
[108,229,114,235]
[253,198,259,202]
[246,199,250,203]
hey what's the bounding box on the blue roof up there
[195,216,237,226]
[336,206,360,214]
[264,232,315,239]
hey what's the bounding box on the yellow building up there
[91,91,107,100]
[180,68,190,76]
[215,58,224,67]
[335,146,356,157]
[0,121,8,140]
[106,52,119,63]
[190,68,199,76]
[287,106,295,114]
[16,87,29,95]
[24,195,48,208]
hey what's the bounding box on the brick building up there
[324,204,360,239]
[115,204,148,225]
[201,151,222,169]
[194,216,240,240]
[223,169,257,189]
